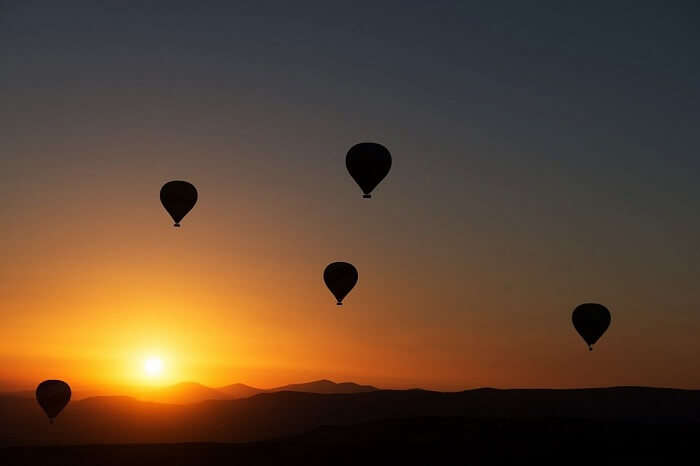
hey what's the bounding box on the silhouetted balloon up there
[346,143,392,198]
[572,303,611,351]
[323,262,358,305]
[160,181,198,227]
[36,380,71,424]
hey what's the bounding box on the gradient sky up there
[2,1,700,391]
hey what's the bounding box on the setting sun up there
[144,357,164,377]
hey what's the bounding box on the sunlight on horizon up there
[144,357,164,377]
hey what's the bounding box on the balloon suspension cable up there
[174,223,181,227]
[362,194,372,199]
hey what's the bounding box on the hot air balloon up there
[346,143,392,198]
[36,380,71,424]
[323,262,358,305]
[572,303,611,351]
[160,180,198,227]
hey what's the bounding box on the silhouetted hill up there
[136,382,228,404]
[216,383,263,399]
[1,387,698,447]
[136,379,377,403]
[269,379,377,394]
[2,416,697,465]
[217,379,378,399]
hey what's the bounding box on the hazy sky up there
[2,1,700,391]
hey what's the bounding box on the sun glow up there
[144,357,164,377]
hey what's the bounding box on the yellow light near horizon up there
[144,357,164,377]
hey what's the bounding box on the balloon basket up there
[362,194,372,199]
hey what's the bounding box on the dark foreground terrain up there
[2,387,699,464]
[3,416,697,465]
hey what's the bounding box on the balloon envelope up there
[323,262,358,305]
[572,303,611,350]
[346,143,392,198]
[160,181,198,227]
[36,380,71,423]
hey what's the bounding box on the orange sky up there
[2,167,699,392]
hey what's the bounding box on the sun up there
[143,357,164,377]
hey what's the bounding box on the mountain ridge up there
[1,379,380,405]
[2,386,698,447]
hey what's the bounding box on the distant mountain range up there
[3,379,379,405]
[0,387,698,447]
[136,379,378,404]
